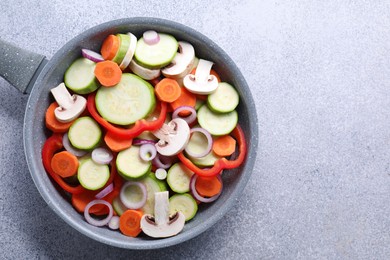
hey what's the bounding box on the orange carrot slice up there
[101,34,120,60]
[212,135,236,157]
[104,131,132,152]
[94,60,122,87]
[155,78,181,103]
[119,209,143,237]
[51,151,79,178]
[195,175,223,198]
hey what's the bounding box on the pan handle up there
[0,39,47,94]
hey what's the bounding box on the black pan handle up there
[0,39,47,94]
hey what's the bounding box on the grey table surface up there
[1,0,389,259]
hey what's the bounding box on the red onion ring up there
[62,133,87,157]
[172,106,197,125]
[184,127,213,158]
[81,49,104,62]
[84,200,113,226]
[152,154,173,169]
[120,181,147,209]
[108,216,120,230]
[139,143,157,161]
[143,30,160,45]
[133,138,157,146]
[92,147,113,164]
[95,183,114,199]
[190,174,223,203]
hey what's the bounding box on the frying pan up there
[0,17,258,249]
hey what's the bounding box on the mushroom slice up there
[140,191,185,238]
[161,41,195,79]
[50,83,87,123]
[183,59,218,95]
[129,59,161,80]
[152,118,190,157]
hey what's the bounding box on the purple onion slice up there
[95,183,114,199]
[92,147,113,165]
[120,181,147,209]
[143,30,160,45]
[184,127,213,158]
[84,200,113,226]
[172,106,197,125]
[81,49,104,62]
[139,143,157,161]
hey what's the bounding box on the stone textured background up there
[1,0,389,259]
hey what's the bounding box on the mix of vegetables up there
[41,30,247,238]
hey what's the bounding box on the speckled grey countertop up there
[1,1,389,259]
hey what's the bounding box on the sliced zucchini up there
[197,104,238,136]
[207,82,239,113]
[112,33,131,65]
[169,193,198,221]
[116,146,151,180]
[64,58,99,94]
[189,150,222,167]
[134,33,178,69]
[112,196,128,216]
[77,157,110,190]
[167,163,194,193]
[68,116,102,150]
[140,173,168,215]
[95,73,156,125]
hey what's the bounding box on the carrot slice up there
[212,135,236,157]
[101,34,120,60]
[119,209,143,237]
[104,131,132,152]
[195,175,223,198]
[45,102,74,133]
[94,60,122,87]
[170,87,196,116]
[155,78,181,103]
[51,151,79,178]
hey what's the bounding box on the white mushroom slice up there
[183,59,219,95]
[119,32,138,70]
[161,41,195,79]
[50,83,87,123]
[129,59,161,80]
[140,191,185,238]
[152,118,190,156]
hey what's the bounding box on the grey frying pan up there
[0,17,258,249]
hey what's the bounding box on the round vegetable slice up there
[64,58,99,94]
[68,116,102,150]
[167,163,194,193]
[120,181,147,209]
[84,199,113,226]
[116,146,151,180]
[197,104,238,136]
[169,193,198,221]
[77,158,110,190]
[207,82,239,113]
[134,33,178,69]
[95,73,156,125]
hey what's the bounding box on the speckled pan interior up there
[23,17,258,249]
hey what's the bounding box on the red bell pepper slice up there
[41,134,85,194]
[178,124,247,177]
[87,92,167,139]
